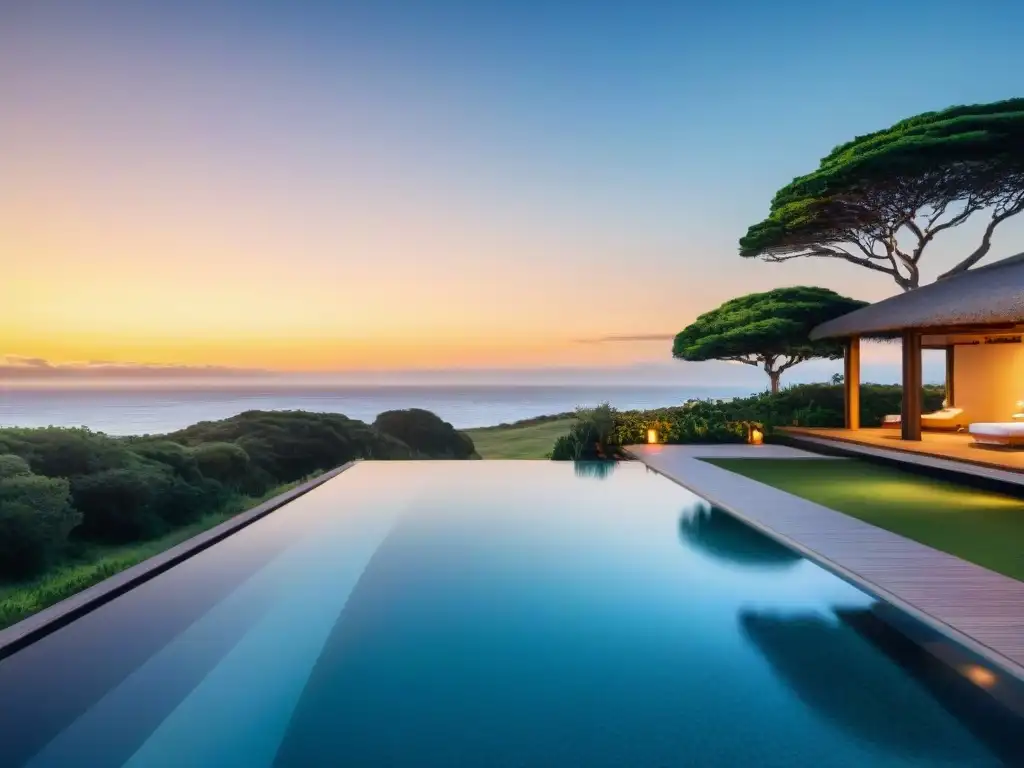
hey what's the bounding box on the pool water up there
[0,460,1021,767]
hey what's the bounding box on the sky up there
[3,0,1024,378]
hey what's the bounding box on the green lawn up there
[703,458,1024,582]
[464,418,574,459]
[0,482,298,630]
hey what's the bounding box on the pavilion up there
[810,252,1024,443]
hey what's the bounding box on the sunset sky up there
[4,0,1024,374]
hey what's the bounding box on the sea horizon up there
[0,381,759,436]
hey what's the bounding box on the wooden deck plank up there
[625,443,1024,684]
[782,427,1024,486]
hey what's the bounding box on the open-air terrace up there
[780,427,1024,486]
[797,253,1024,484]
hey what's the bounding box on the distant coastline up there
[0,382,754,435]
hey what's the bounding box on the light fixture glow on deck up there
[749,428,764,445]
[647,428,658,444]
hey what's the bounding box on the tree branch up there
[724,356,761,367]
[765,246,899,277]
[938,194,1024,279]
[777,355,808,373]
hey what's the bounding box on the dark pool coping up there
[0,461,358,661]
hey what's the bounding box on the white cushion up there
[923,408,964,419]
[969,423,1024,436]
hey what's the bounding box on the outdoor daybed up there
[881,407,966,432]
[968,423,1024,447]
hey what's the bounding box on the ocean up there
[0,383,753,436]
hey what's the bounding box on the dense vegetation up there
[740,99,1024,290]
[373,408,478,459]
[673,287,867,393]
[551,383,944,459]
[0,409,476,583]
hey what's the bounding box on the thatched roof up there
[811,253,1024,340]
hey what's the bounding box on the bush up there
[0,474,78,578]
[556,382,940,456]
[168,410,416,482]
[0,454,31,479]
[373,409,478,459]
[191,442,251,489]
[712,382,944,429]
[156,477,227,526]
[129,440,203,482]
[550,404,616,460]
[71,467,171,543]
[0,427,128,479]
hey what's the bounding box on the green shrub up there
[559,382,942,455]
[129,440,203,482]
[155,477,227,526]
[0,427,129,478]
[550,404,616,460]
[191,442,251,489]
[0,454,31,479]
[0,474,78,578]
[373,409,478,459]
[71,467,171,543]
[168,410,416,482]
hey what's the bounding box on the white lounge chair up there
[881,407,966,432]
[968,423,1024,447]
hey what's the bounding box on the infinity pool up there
[0,461,1021,767]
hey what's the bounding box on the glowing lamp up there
[962,664,996,688]
[749,427,764,446]
[647,428,658,444]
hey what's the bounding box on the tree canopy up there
[672,287,867,393]
[373,409,478,459]
[740,99,1024,290]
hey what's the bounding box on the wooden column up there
[843,336,860,430]
[901,330,923,441]
[944,345,955,406]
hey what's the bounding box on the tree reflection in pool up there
[678,504,802,569]
[738,609,1024,763]
[572,461,617,480]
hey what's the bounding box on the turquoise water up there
[0,461,1021,766]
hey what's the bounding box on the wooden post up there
[844,336,860,430]
[901,330,922,441]
[945,345,955,406]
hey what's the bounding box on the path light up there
[962,664,997,688]
[647,428,658,444]
[748,426,764,445]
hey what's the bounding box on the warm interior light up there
[647,428,658,444]
[749,428,764,445]
[962,664,997,688]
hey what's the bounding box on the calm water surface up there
[0,384,748,433]
[0,461,1020,767]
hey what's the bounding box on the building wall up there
[952,342,1024,423]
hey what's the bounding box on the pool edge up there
[0,461,359,661]
[624,447,1024,687]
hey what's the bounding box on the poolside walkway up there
[626,443,1024,684]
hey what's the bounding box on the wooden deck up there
[781,427,1024,488]
[626,443,1024,691]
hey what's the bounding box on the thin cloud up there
[0,355,266,379]
[4,355,53,368]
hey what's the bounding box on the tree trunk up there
[768,371,781,395]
